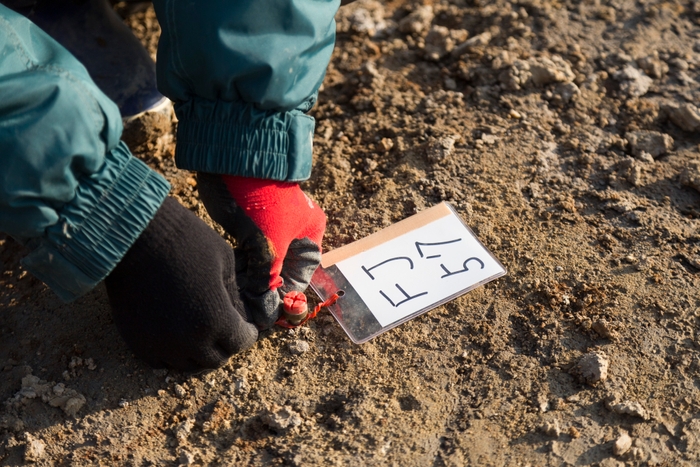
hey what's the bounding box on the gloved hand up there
[197,173,326,329]
[104,197,258,371]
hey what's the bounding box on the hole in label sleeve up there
[336,290,345,297]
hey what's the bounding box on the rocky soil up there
[2,0,700,465]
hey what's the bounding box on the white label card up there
[334,212,505,327]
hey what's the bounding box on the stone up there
[232,377,249,395]
[574,351,609,385]
[348,8,383,37]
[480,134,499,146]
[591,320,619,340]
[336,0,387,36]
[499,60,532,91]
[121,98,174,157]
[665,103,700,131]
[680,161,700,193]
[451,31,492,57]
[0,414,24,432]
[378,138,394,153]
[637,55,669,79]
[618,158,644,187]
[528,56,575,87]
[540,420,561,437]
[554,82,580,103]
[13,374,86,417]
[613,432,632,456]
[24,434,45,463]
[51,394,87,417]
[605,397,649,420]
[613,65,653,97]
[175,419,194,442]
[626,130,673,158]
[638,152,655,163]
[427,136,458,163]
[261,405,303,431]
[669,57,689,71]
[174,384,187,398]
[424,26,452,61]
[398,5,434,35]
[288,340,311,355]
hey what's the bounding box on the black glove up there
[104,197,258,371]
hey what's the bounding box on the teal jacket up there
[0,1,339,301]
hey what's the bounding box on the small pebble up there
[540,420,561,437]
[174,384,187,398]
[574,351,609,385]
[606,398,649,420]
[481,134,499,145]
[289,340,311,355]
[613,432,632,456]
[379,138,394,152]
[261,405,303,430]
[591,320,619,340]
[232,377,249,395]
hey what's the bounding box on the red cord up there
[275,292,340,329]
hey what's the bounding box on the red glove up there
[197,173,326,328]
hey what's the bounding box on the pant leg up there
[0,5,170,300]
[152,0,340,182]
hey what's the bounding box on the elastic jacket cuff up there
[173,97,315,182]
[21,142,170,301]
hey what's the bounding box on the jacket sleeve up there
[152,0,340,182]
[0,5,170,301]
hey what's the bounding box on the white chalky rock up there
[174,383,187,398]
[349,9,376,35]
[24,433,45,463]
[614,65,653,97]
[232,377,249,395]
[613,432,633,456]
[288,339,311,355]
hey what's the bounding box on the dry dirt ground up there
[3,0,700,465]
